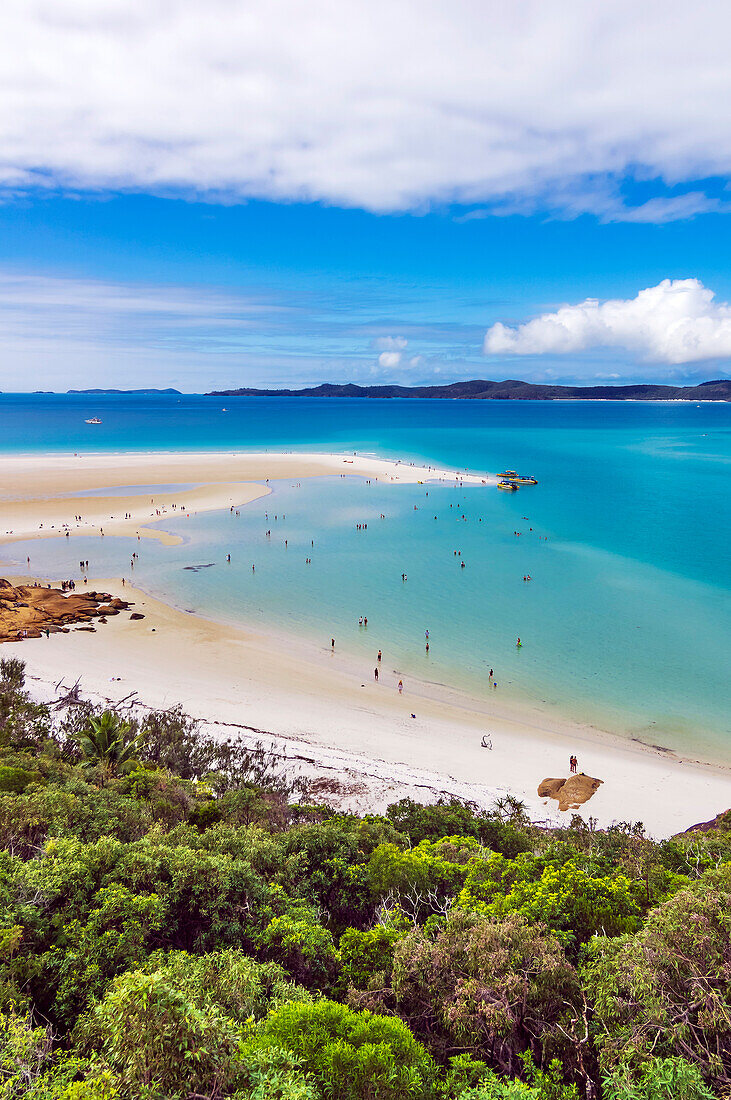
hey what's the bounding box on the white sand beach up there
[0,450,728,837]
[2,576,727,838]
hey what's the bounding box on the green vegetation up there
[0,657,729,1098]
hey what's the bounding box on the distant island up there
[207,378,731,400]
[67,388,182,395]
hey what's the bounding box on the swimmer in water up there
[516,637,522,647]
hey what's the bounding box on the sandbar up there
[0,451,490,547]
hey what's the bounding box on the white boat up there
[84,417,102,424]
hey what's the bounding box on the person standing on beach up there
[398,680,403,694]
[374,667,378,681]
[377,649,382,662]
[331,638,335,650]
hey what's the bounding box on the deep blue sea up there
[1,393,729,761]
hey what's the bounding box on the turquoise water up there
[1,394,729,761]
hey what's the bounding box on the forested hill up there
[207,378,731,400]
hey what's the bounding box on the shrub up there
[0,767,41,794]
[382,910,582,1073]
[260,913,339,991]
[583,865,731,1091]
[241,999,436,1100]
[77,968,244,1098]
[601,1056,714,1100]
[458,856,641,948]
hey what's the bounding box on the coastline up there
[4,573,729,838]
[0,448,728,837]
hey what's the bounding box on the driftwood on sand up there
[538,773,604,811]
[0,579,132,643]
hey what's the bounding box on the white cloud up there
[373,336,408,351]
[484,279,731,364]
[1,0,731,218]
[378,351,402,368]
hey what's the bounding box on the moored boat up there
[497,479,519,491]
[84,417,102,424]
[499,469,538,485]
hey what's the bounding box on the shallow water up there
[2,394,729,761]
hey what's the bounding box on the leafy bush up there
[241,999,436,1100]
[77,968,244,1099]
[339,925,404,995]
[583,865,731,1091]
[601,1056,715,1100]
[375,910,582,1073]
[458,854,641,947]
[260,912,339,990]
[0,766,41,794]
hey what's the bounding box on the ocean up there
[1,392,729,762]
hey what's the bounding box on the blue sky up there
[1,1,730,391]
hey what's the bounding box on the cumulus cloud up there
[375,335,407,367]
[484,279,731,364]
[1,1,731,218]
[378,351,402,368]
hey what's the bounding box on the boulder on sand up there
[538,773,603,811]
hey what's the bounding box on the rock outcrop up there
[0,579,132,642]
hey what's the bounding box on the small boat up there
[499,469,538,485]
[84,417,102,425]
[497,480,518,491]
